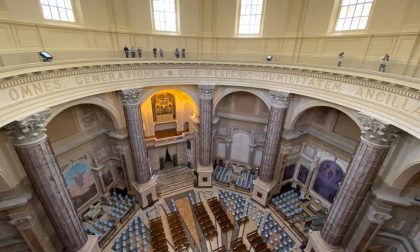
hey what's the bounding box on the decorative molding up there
[269,91,290,108]
[4,110,50,145]
[119,88,143,106]
[198,85,215,99]
[358,113,399,145]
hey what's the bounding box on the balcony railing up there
[0,50,418,79]
[145,131,194,147]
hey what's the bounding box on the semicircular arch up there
[285,98,362,130]
[213,87,271,113]
[46,97,123,130]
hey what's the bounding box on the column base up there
[77,235,101,252]
[133,179,158,209]
[251,178,276,206]
[305,231,344,252]
[197,164,213,187]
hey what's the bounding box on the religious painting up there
[282,164,296,181]
[312,160,344,203]
[151,92,176,122]
[102,167,114,188]
[297,165,309,184]
[63,161,98,209]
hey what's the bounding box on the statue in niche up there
[151,93,176,122]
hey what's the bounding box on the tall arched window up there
[335,0,373,31]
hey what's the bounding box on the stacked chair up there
[190,192,217,239]
[113,216,150,252]
[207,197,233,232]
[271,190,304,219]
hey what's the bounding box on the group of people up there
[123,46,186,59]
[337,51,390,72]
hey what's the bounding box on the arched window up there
[335,0,373,31]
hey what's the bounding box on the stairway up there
[155,166,195,195]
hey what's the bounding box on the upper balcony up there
[0,50,418,80]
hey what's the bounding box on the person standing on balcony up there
[137,47,142,58]
[123,45,129,58]
[337,52,344,67]
[130,46,136,58]
[379,53,390,72]
[181,48,186,58]
[153,47,157,58]
[159,48,164,58]
[175,48,180,58]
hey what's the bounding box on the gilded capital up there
[198,85,215,99]
[120,88,143,106]
[358,113,398,145]
[4,110,50,145]
[269,91,290,108]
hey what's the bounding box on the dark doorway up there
[165,148,172,164]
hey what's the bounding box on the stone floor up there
[103,185,304,252]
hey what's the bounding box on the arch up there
[139,86,199,114]
[285,97,362,131]
[47,96,123,130]
[213,87,271,114]
[390,162,420,191]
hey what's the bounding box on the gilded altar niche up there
[151,92,176,123]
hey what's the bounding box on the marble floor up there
[103,185,304,252]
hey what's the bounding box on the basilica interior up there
[0,0,419,252]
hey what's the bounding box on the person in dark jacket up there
[123,45,129,58]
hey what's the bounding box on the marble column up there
[4,111,99,252]
[252,91,290,206]
[197,85,215,187]
[225,137,232,160]
[120,89,157,208]
[120,89,150,184]
[318,114,398,249]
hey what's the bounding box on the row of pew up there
[149,217,168,252]
[213,165,232,184]
[192,202,217,239]
[167,212,190,251]
[246,230,271,252]
[207,197,234,232]
[234,170,254,192]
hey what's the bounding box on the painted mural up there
[312,160,344,203]
[297,165,309,184]
[64,161,98,209]
[282,164,296,181]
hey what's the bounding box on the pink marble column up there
[321,114,398,246]
[4,111,88,252]
[120,89,151,184]
[198,85,215,167]
[259,91,290,183]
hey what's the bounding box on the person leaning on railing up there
[379,53,390,72]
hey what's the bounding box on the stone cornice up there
[0,62,419,99]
